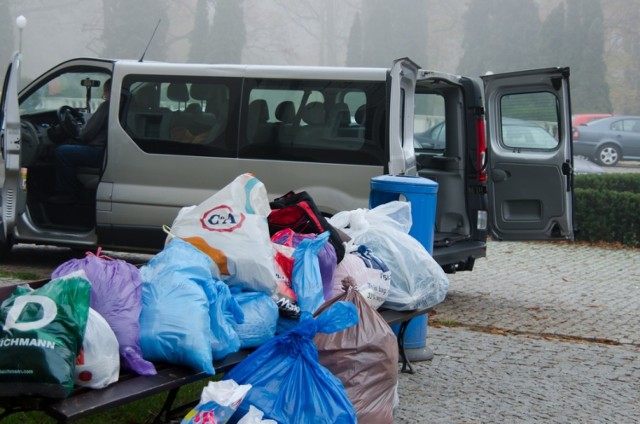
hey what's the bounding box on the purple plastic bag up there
[272,228,337,301]
[51,250,156,376]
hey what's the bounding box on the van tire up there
[0,236,13,261]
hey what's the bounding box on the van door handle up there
[492,169,509,182]
[562,160,572,192]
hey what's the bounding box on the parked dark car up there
[414,121,446,150]
[416,118,558,151]
[572,115,640,166]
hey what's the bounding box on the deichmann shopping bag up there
[169,173,277,295]
[0,272,91,398]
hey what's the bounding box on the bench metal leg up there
[397,319,415,374]
[153,388,180,424]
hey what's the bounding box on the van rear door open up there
[483,68,574,240]
[393,63,574,241]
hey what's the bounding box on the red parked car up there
[572,113,613,126]
[572,114,614,141]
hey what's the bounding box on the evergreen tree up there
[361,0,428,68]
[457,0,541,76]
[537,3,566,68]
[564,0,612,113]
[102,0,169,61]
[346,13,363,67]
[209,0,246,64]
[189,0,213,63]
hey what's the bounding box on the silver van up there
[1,55,574,272]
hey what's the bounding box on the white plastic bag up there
[74,308,120,389]
[329,201,449,311]
[168,173,277,295]
[238,405,278,424]
[182,380,252,424]
[331,246,390,309]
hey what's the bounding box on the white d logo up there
[3,295,58,332]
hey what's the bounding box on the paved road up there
[396,240,640,423]
[1,241,639,423]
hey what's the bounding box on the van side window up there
[499,92,560,150]
[239,79,386,166]
[121,76,240,157]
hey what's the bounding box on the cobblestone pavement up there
[1,241,639,423]
[395,240,640,423]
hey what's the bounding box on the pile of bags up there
[0,173,449,423]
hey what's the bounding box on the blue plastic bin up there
[369,175,438,359]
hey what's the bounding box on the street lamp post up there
[16,15,27,54]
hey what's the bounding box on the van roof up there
[110,58,390,81]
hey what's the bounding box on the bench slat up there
[45,349,254,422]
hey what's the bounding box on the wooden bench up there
[0,280,431,423]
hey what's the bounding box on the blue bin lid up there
[370,174,439,194]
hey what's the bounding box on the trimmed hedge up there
[574,174,640,247]
[574,173,640,193]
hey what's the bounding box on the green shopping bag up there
[0,272,91,398]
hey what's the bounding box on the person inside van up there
[49,78,111,203]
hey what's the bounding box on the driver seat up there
[77,165,102,189]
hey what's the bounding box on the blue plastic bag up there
[291,231,329,314]
[231,289,278,348]
[224,301,359,424]
[139,238,218,374]
[204,280,244,360]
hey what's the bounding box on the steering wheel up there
[56,105,85,139]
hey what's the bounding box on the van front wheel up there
[0,235,14,261]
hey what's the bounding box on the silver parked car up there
[572,115,640,166]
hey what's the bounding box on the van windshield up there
[20,72,110,115]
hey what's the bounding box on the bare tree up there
[267,0,357,65]
[188,0,212,63]
[209,0,246,63]
[346,13,363,67]
[602,0,640,114]
[102,0,170,61]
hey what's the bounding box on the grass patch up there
[431,318,462,327]
[0,378,215,423]
[0,269,42,281]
